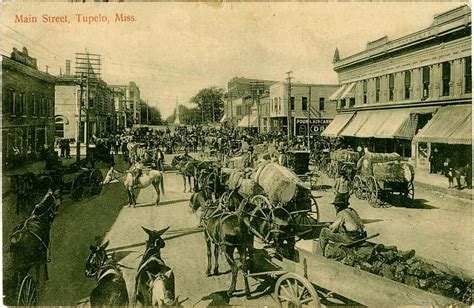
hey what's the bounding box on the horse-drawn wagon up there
[326,149,360,180]
[352,152,415,207]
[286,150,323,190]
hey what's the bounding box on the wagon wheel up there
[404,182,415,200]
[309,195,319,223]
[251,194,273,209]
[17,275,38,307]
[70,172,87,201]
[367,176,380,207]
[275,273,320,308]
[352,175,365,200]
[89,169,104,196]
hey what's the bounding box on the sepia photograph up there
[1,1,472,306]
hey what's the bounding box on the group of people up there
[429,147,472,189]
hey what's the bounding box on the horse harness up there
[135,255,169,295]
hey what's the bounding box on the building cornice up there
[2,56,56,83]
[334,5,471,71]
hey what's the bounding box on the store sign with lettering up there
[294,118,332,136]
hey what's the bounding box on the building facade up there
[110,82,141,127]
[323,5,471,172]
[110,86,127,131]
[55,64,116,141]
[268,82,339,135]
[2,47,56,165]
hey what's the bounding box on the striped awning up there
[220,114,227,123]
[339,111,372,137]
[375,109,413,139]
[329,85,347,101]
[321,113,355,137]
[341,83,356,99]
[414,105,472,144]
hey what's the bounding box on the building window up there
[319,97,325,110]
[5,89,13,114]
[388,74,395,101]
[278,97,281,113]
[404,71,411,100]
[349,98,355,107]
[422,66,430,98]
[375,77,380,102]
[290,97,295,111]
[55,118,65,138]
[465,56,472,94]
[12,92,20,116]
[302,97,308,111]
[21,93,27,116]
[441,62,451,96]
[39,97,44,117]
[339,99,346,109]
[363,80,368,104]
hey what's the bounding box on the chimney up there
[66,60,71,76]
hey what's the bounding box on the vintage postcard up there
[1,1,472,307]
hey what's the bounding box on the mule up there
[84,240,129,306]
[10,189,61,290]
[171,155,196,193]
[202,198,252,298]
[134,226,178,307]
[103,167,164,208]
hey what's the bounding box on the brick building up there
[323,5,471,172]
[2,47,56,165]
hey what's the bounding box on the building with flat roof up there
[324,5,471,172]
[2,47,56,166]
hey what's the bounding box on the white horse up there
[103,167,165,208]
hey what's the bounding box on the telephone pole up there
[146,99,149,125]
[308,86,312,151]
[74,73,87,164]
[286,71,293,140]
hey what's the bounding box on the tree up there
[139,100,165,125]
[190,87,225,123]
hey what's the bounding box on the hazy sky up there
[1,2,466,117]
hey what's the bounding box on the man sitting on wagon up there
[318,195,366,256]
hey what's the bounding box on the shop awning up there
[414,104,472,144]
[220,114,227,123]
[375,109,413,139]
[341,83,356,99]
[238,115,258,128]
[339,111,372,137]
[329,85,347,101]
[321,113,355,137]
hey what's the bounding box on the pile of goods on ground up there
[325,242,472,303]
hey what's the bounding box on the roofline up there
[2,55,56,83]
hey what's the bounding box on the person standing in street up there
[333,169,351,205]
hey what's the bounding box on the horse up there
[8,172,36,214]
[102,167,165,208]
[10,189,61,291]
[202,196,252,298]
[134,226,179,307]
[83,240,129,306]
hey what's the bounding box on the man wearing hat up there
[334,169,351,205]
[243,145,258,168]
[317,196,366,256]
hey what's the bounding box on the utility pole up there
[308,86,312,151]
[74,73,86,164]
[286,71,293,140]
[146,99,149,125]
[85,74,90,157]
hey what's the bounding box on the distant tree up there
[190,87,224,123]
[139,100,165,125]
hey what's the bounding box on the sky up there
[1,1,467,117]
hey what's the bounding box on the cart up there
[352,152,415,208]
[245,244,467,307]
[327,149,360,180]
[287,150,324,191]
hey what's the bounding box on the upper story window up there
[441,62,451,96]
[363,80,368,104]
[375,77,380,103]
[319,97,325,110]
[465,56,472,94]
[422,66,430,98]
[302,97,308,111]
[388,74,395,101]
[290,97,295,111]
[404,71,411,100]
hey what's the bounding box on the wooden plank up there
[297,248,461,306]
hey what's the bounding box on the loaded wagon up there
[287,150,323,190]
[352,152,415,208]
[327,149,360,180]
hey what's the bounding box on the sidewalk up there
[415,171,472,200]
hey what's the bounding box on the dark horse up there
[171,155,215,193]
[82,240,129,306]
[202,195,252,299]
[134,226,178,307]
[10,189,61,292]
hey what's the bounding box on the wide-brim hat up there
[332,194,348,206]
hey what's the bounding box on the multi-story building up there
[110,86,127,131]
[55,60,115,141]
[223,77,277,127]
[323,5,471,172]
[268,82,339,135]
[2,47,56,163]
[110,82,141,127]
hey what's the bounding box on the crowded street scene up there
[1,2,472,307]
